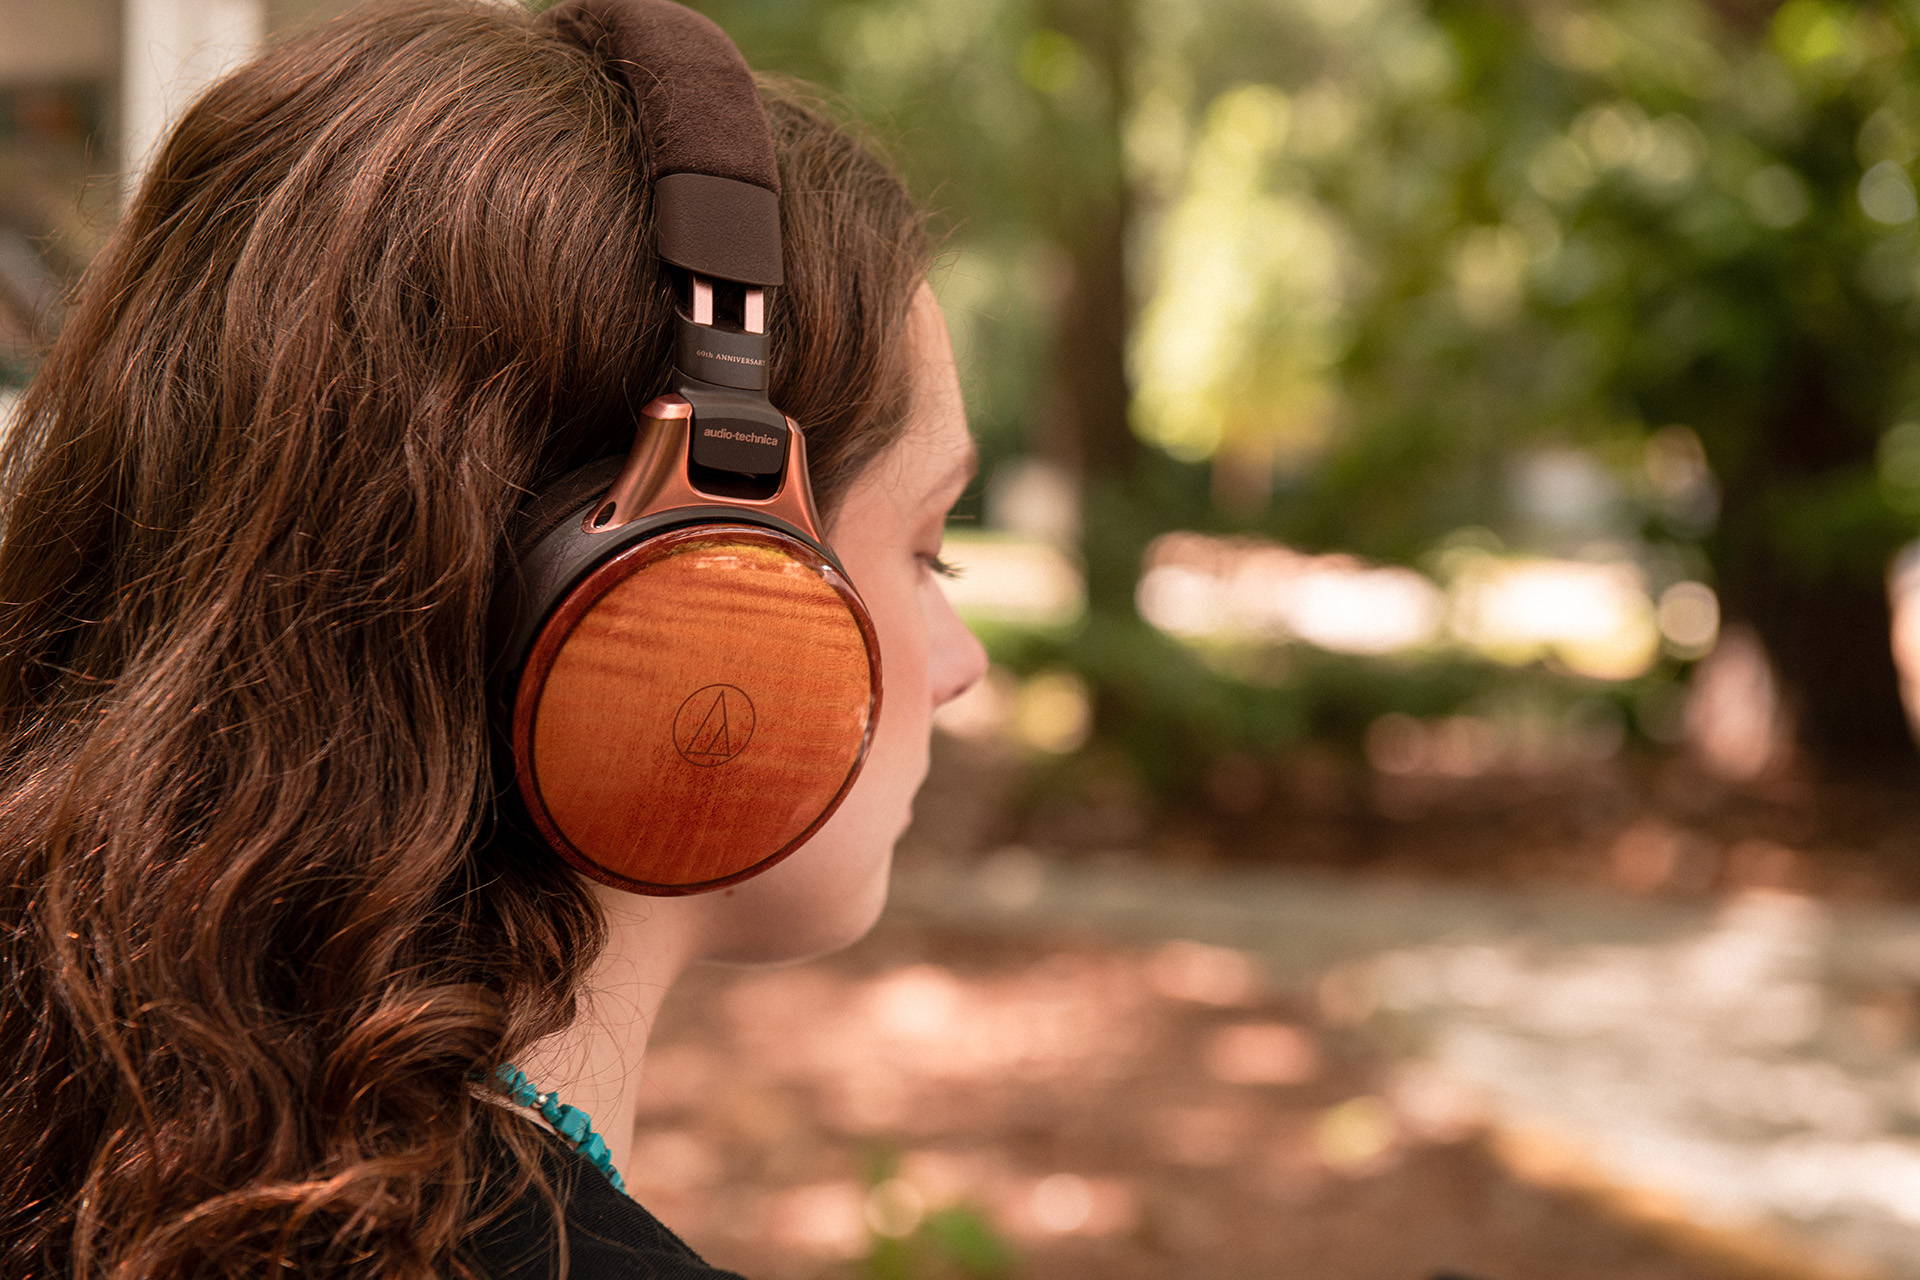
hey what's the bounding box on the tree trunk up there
[1713,554,1912,767]
[1704,342,1915,772]
[1035,0,1148,748]
[1057,200,1141,623]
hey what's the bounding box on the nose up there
[931,594,989,710]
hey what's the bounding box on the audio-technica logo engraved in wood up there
[673,684,756,766]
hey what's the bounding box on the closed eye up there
[921,553,966,580]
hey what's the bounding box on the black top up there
[466,1125,749,1280]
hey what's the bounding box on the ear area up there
[512,523,880,894]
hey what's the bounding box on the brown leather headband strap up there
[545,0,784,286]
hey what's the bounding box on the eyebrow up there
[929,439,981,500]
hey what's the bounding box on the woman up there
[0,0,986,1275]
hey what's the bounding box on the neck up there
[513,888,702,1186]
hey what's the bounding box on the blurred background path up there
[890,852,1920,1279]
[616,739,1920,1280]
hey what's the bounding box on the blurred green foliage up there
[855,1144,1017,1280]
[700,0,1920,782]
[981,613,1665,816]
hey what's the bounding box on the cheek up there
[866,574,934,737]
[678,554,940,964]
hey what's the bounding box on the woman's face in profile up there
[678,281,988,965]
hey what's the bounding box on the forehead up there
[864,283,974,493]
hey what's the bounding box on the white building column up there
[120,0,265,188]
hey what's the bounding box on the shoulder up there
[464,1124,750,1280]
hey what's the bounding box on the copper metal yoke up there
[508,387,880,895]
[587,393,831,548]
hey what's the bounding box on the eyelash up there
[921,553,966,580]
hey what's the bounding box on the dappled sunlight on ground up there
[628,896,1846,1280]
[602,723,1920,1280]
[1363,887,1920,1278]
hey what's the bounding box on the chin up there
[695,832,897,968]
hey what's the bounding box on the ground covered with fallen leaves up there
[629,906,1861,1279]
[615,741,1917,1280]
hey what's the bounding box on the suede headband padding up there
[545,0,784,285]
[653,172,782,287]
[544,0,779,192]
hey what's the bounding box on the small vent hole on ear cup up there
[590,501,617,529]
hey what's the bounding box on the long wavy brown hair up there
[0,2,933,1275]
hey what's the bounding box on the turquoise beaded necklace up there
[493,1063,627,1195]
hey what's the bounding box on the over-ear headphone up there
[486,0,882,897]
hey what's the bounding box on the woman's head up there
[0,1,975,1273]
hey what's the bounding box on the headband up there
[545,0,783,287]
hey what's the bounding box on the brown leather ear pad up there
[490,453,852,690]
[507,455,625,557]
[512,523,880,894]
[487,455,626,694]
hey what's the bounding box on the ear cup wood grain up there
[497,1,883,897]
[512,523,880,894]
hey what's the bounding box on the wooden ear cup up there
[511,521,880,894]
